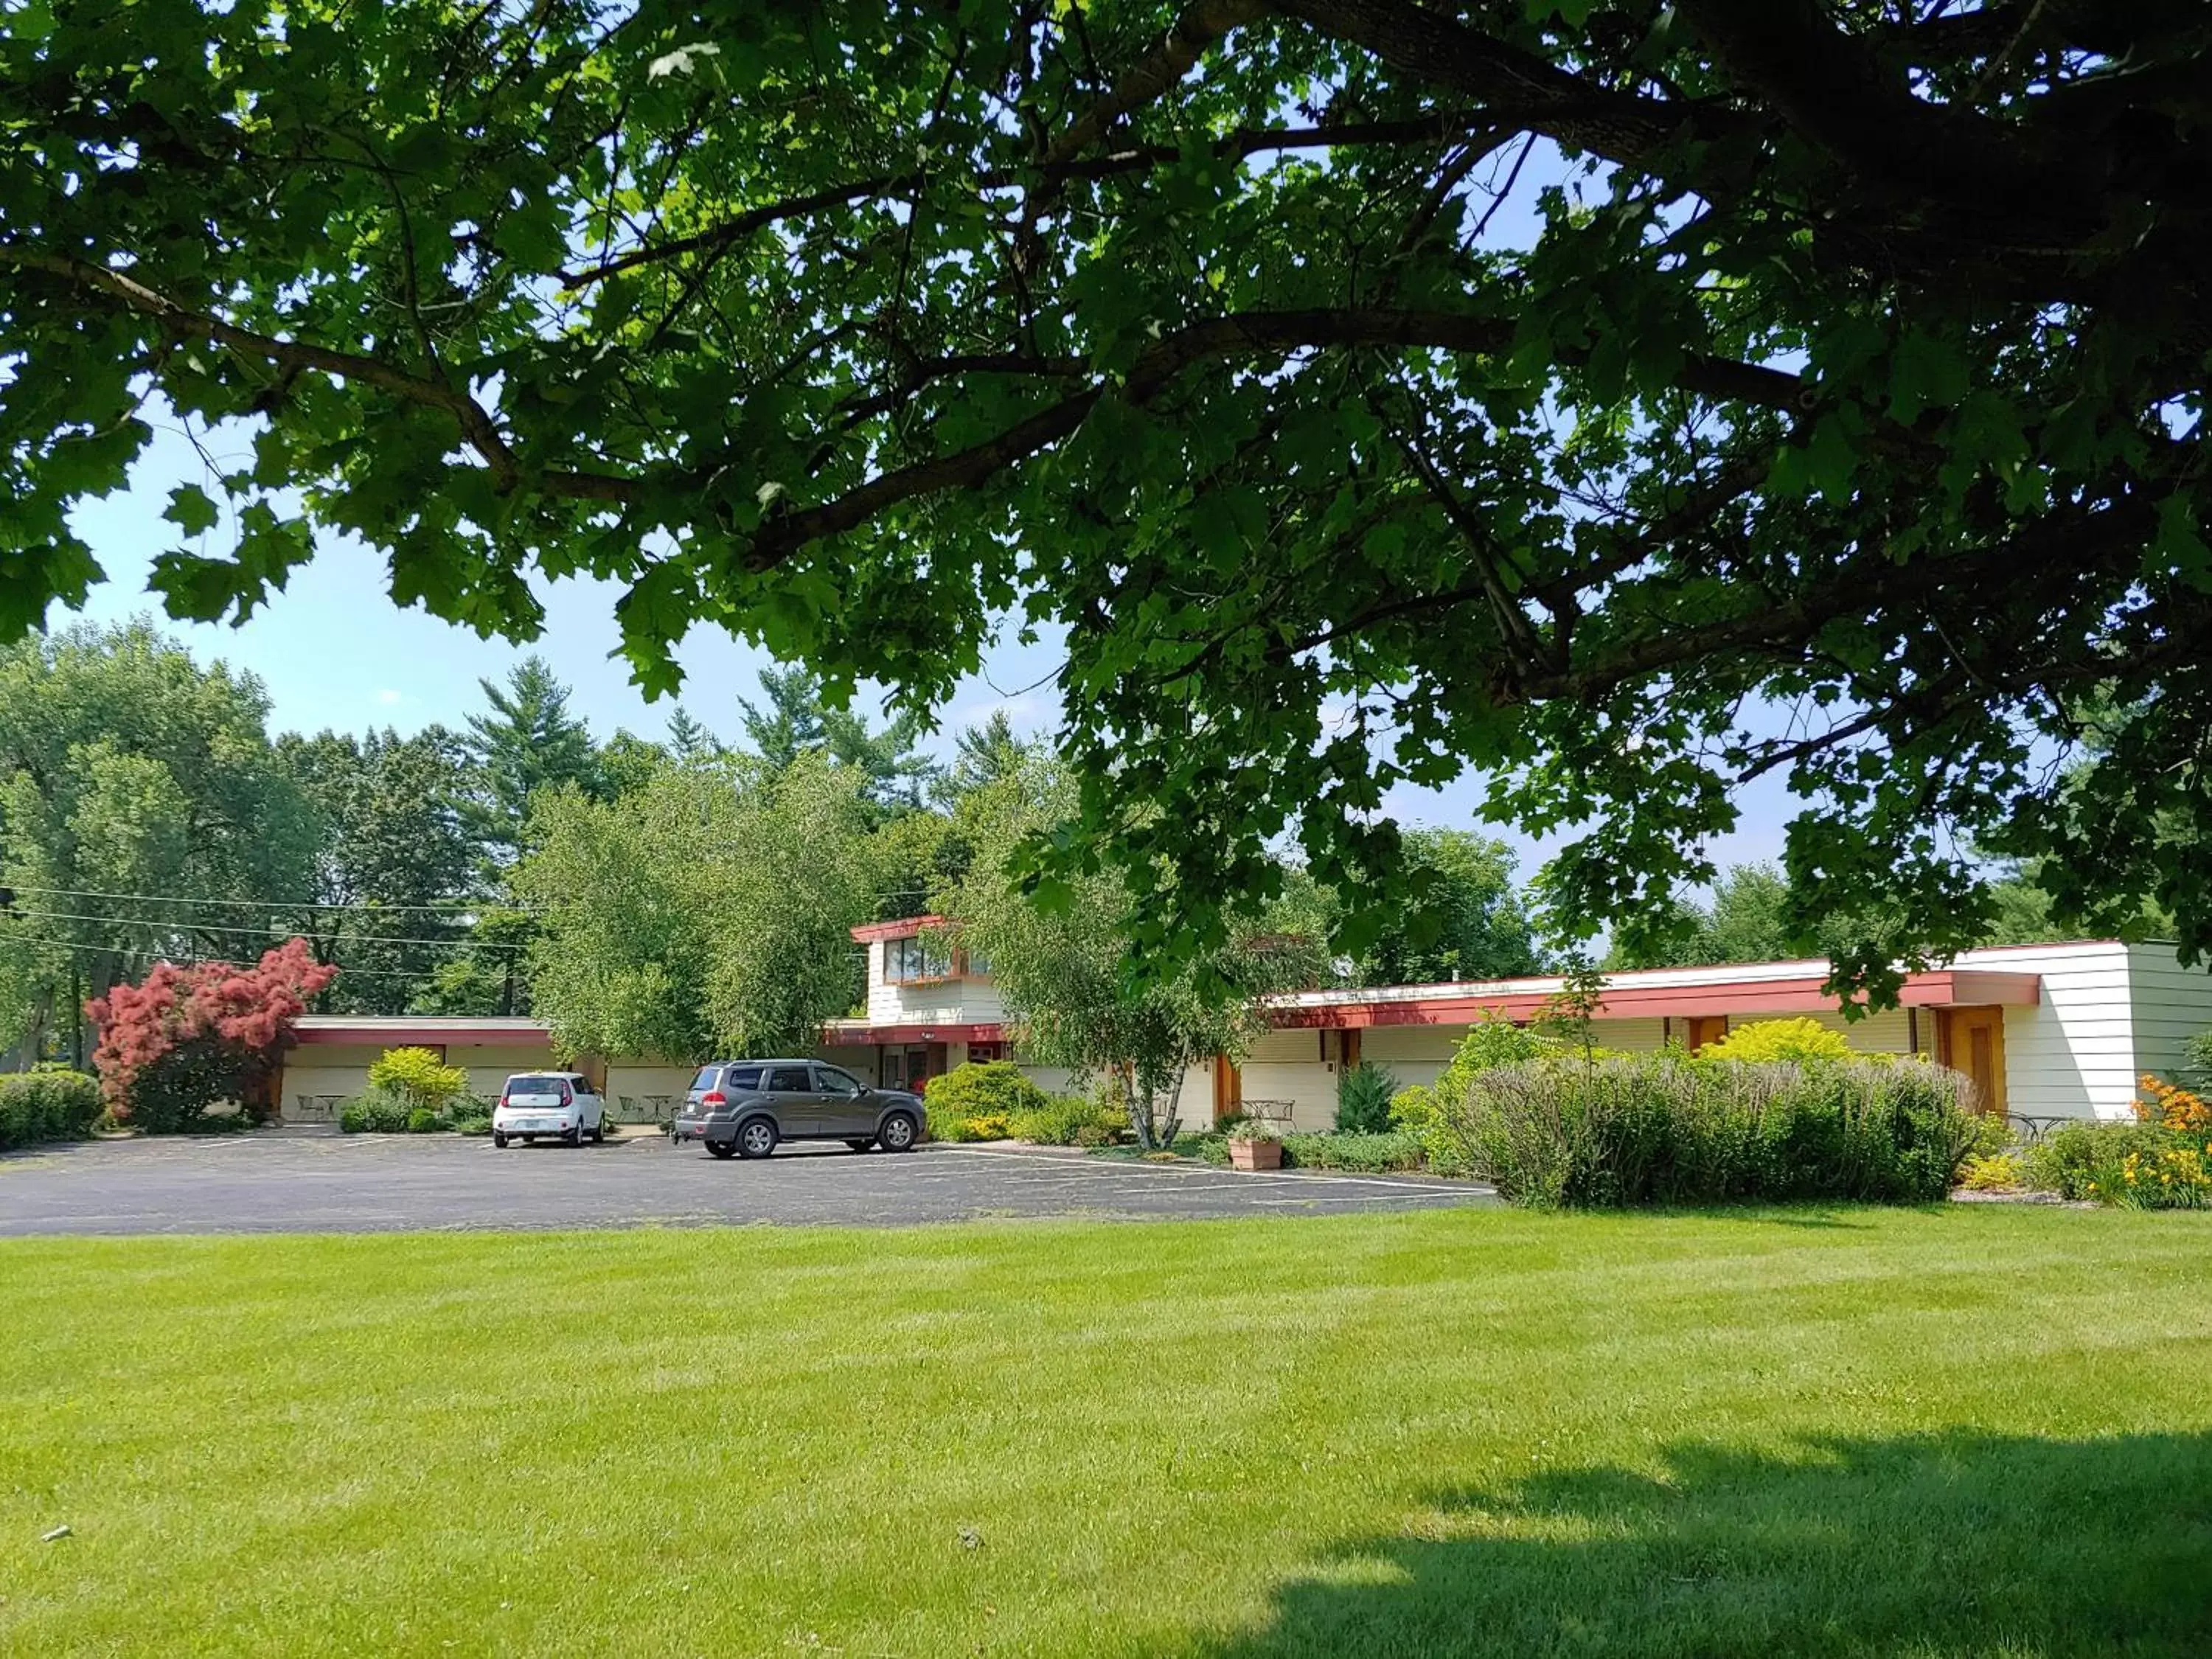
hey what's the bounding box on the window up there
[815,1065,863,1097]
[883,933,952,982]
[691,1067,719,1091]
[967,1042,1005,1065]
[722,1066,763,1092]
[765,1065,813,1093]
[963,946,992,975]
[573,1077,597,1095]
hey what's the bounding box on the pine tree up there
[664,705,718,763]
[463,656,602,865]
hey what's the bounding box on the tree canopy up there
[7,1,2208,994]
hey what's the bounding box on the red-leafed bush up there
[86,939,337,1133]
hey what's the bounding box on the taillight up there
[700,1091,726,1110]
[498,1094,509,1110]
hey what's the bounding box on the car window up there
[572,1077,597,1094]
[815,1065,863,1097]
[722,1066,763,1092]
[690,1066,719,1091]
[509,1075,566,1093]
[765,1065,813,1093]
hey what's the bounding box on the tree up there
[462,657,602,866]
[276,727,475,1013]
[514,754,882,1062]
[597,729,670,799]
[9,4,2212,995]
[1338,830,1542,985]
[945,754,1323,1149]
[1610,863,1801,970]
[410,905,538,1018]
[943,712,1028,800]
[737,667,939,813]
[86,938,336,1131]
[664,706,720,765]
[0,621,315,1060]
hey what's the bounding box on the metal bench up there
[1239,1098,1296,1129]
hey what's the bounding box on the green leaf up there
[162,484,222,537]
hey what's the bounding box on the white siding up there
[2126,942,2212,1102]
[1951,942,2135,1120]
[1238,1028,1340,1130]
[1594,1017,1669,1054]
[1360,1026,1461,1088]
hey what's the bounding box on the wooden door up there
[1938,1006,2008,1115]
[1683,1015,1729,1052]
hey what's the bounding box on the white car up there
[492,1072,606,1148]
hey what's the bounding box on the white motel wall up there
[279,939,2212,1133]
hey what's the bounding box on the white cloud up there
[377,689,403,706]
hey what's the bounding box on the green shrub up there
[1435,1054,1978,1207]
[1389,1015,1555,1176]
[0,1068,102,1150]
[1335,1061,1400,1134]
[366,1046,470,1112]
[927,1061,1051,1121]
[1701,1017,1852,1064]
[339,1086,417,1134]
[1007,1093,1126,1147]
[406,1107,440,1133]
[2024,1120,2197,1205]
[1281,1130,1426,1173]
[448,1094,495,1136]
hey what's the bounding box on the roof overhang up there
[849,914,952,944]
[1267,967,2042,1029]
[821,1020,1005,1046]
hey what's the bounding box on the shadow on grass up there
[1194,1431,2212,1658]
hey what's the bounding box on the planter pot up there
[1229,1138,1283,1171]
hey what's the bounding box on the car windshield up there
[509,1076,568,1094]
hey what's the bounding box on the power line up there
[2,908,492,952]
[1,883,538,915]
[0,934,489,983]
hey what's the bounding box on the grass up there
[3,1207,2211,1657]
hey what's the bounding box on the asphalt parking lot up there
[0,1132,1494,1235]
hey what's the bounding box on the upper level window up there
[883,933,952,983]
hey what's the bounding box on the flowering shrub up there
[86,939,336,1133]
[1700,1018,1852,1065]
[2028,1077,2212,1208]
[365,1046,470,1111]
[1958,1152,2025,1192]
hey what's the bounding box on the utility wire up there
[0,884,538,914]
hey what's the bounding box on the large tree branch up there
[1,246,641,505]
[1270,0,1730,164]
[1672,0,2099,235]
[745,308,1806,570]
[558,114,1500,289]
[1043,0,1266,167]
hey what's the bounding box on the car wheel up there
[590,1119,606,1144]
[522,1135,535,1145]
[879,1112,918,1152]
[736,1118,778,1160]
[845,1137,873,1153]
[706,1139,736,1160]
[493,1131,508,1149]
[564,1124,582,1147]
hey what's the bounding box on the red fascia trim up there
[293,1023,554,1047]
[820,1022,1006,1046]
[849,914,952,943]
[1269,968,2042,1029]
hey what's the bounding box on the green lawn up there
[4,1208,2210,1658]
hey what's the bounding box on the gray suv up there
[672,1060,923,1160]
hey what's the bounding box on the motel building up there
[279,922,2212,1133]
